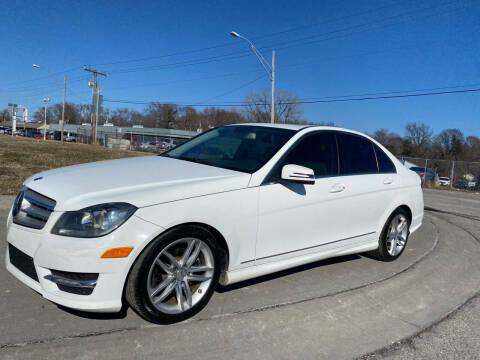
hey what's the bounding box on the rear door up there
[336,132,398,238]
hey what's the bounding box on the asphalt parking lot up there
[1,189,479,359]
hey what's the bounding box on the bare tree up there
[404,122,433,156]
[433,129,465,160]
[372,129,404,155]
[243,88,305,124]
[465,136,480,161]
[144,103,178,128]
[32,106,54,124]
[0,108,11,122]
[49,102,82,124]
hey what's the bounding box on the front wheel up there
[370,208,410,261]
[126,225,220,324]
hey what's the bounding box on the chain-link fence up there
[398,156,480,192]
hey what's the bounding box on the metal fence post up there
[423,159,428,187]
[450,160,455,190]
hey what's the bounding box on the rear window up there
[338,133,378,175]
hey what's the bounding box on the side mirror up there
[281,164,315,185]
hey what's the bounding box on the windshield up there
[163,125,296,173]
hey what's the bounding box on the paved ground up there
[0,189,479,359]
[360,189,480,359]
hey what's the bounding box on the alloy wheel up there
[146,238,214,314]
[386,214,408,257]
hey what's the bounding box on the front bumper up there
[5,210,163,313]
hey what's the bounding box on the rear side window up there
[280,132,339,177]
[374,144,396,173]
[338,133,378,175]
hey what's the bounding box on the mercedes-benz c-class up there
[6,124,423,323]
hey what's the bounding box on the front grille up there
[12,187,56,230]
[8,243,39,282]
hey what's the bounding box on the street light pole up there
[43,98,50,140]
[32,64,67,141]
[230,31,275,123]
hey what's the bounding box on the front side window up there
[276,132,339,178]
[163,125,295,173]
[338,133,378,175]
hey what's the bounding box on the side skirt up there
[220,240,378,286]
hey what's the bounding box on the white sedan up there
[6,124,423,323]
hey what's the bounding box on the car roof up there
[228,123,374,136]
[229,123,309,131]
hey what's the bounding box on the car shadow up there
[55,254,363,319]
[56,303,129,320]
[216,254,361,293]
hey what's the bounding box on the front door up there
[256,131,347,261]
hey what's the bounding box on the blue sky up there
[1,0,479,136]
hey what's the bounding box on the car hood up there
[24,156,251,211]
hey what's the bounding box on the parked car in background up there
[140,141,158,151]
[6,124,423,324]
[438,177,451,186]
[65,133,76,142]
[410,166,436,185]
[160,138,175,150]
[454,180,468,189]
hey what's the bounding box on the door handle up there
[329,183,346,193]
[383,177,394,185]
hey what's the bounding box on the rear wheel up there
[126,225,220,324]
[370,208,410,261]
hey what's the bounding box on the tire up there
[125,225,221,324]
[369,208,410,262]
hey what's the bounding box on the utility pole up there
[61,76,66,142]
[270,50,275,124]
[8,103,18,135]
[23,108,28,130]
[83,66,106,144]
[43,98,50,140]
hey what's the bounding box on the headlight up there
[51,203,137,238]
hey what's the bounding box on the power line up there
[90,1,404,67]
[103,86,480,107]
[196,74,267,104]
[98,0,464,76]
[286,87,480,104]
[299,82,480,101]
[1,66,83,87]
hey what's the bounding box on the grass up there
[0,135,148,195]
